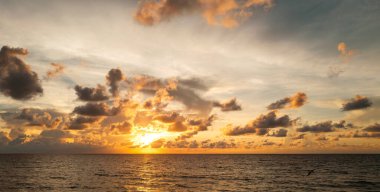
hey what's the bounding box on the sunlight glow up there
[131,126,178,147]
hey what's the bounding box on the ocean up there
[0,154,379,191]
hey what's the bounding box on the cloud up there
[363,123,380,132]
[168,121,188,132]
[45,63,65,80]
[67,116,102,130]
[74,85,109,101]
[0,132,10,146]
[129,75,213,114]
[268,128,287,137]
[327,65,345,78]
[174,115,216,140]
[337,42,355,59]
[164,139,236,148]
[0,46,43,100]
[2,108,65,129]
[18,108,51,126]
[225,111,297,136]
[188,114,216,131]
[178,78,210,91]
[106,68,124,97]
[267,92,307,110]
[168,85,213,114]
[153,112,189,132]
[213,98,242,112]
[150,138,166,148]
[153,112,184,123]
[134,0,273,28]
[39,129,70,139]
[73,102,120,116]
[352,132,380,138]
[328,42,357,78]
[110,121,132,134]
[165,140,195,148]
[292,134,306,140]
[200,140,237,148]
[296,120,353,133]
[342,95,372,111]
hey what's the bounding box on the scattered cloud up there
[337,42,355,61]
[74,85,109,101]
[45,63,65,80]
[106,68,124,97]
[267,128,287,137]
[213,98,242,112]
[267,92,307,110]
[342,95,372,111]
[224,111,297,136]
[73,102,121,116]
[0,46,43,100]
[296,120,353,133]
[363,123,380,132]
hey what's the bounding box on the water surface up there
[0,154,379,191]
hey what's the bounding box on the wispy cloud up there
[134,0,273,28]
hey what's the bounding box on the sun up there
[131,126,178,147]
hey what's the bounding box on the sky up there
[0,0,380,154]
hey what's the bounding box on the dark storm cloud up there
[225,111,297,136]
[73,102,120,116]
[213,98,242,112]
[296,120,353,133]
[74,85,109,101]
[363,123,380,132]
[106,68,124,97]
[267,92,307,110]
[342,95,372,111]
[0,46,43,100]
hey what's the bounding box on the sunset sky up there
[0,0,380,154]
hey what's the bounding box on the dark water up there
[0,154,379,191]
